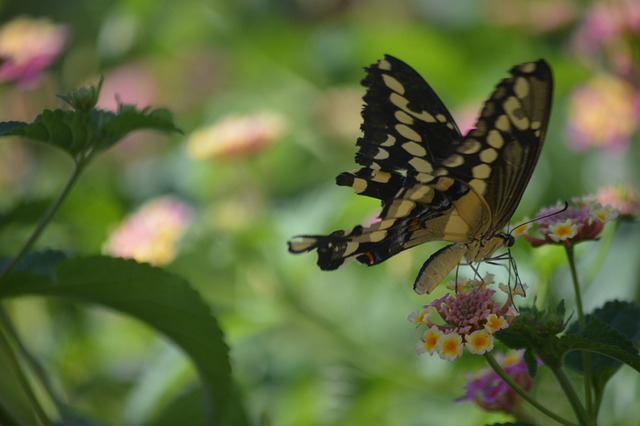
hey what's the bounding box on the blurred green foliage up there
[0,0,639,425]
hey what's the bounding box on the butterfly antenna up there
[510,201,569,233]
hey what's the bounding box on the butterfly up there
[288,55,553,294]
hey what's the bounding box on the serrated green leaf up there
[1,109,95,159]
[103,106,181,150]
[0,256,248,426]
[0,121,27,136]
[1,103,179,162]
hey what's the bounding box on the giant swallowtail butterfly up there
[288,55,553,294]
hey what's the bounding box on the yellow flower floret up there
[548,219,578,242]
[465,330,494,355]
[437,332,463,361]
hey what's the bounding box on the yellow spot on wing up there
[369,231,387,242]
[472,163,492,179]
[371,171,392,183]
[409,157,434,173]
[402,141,427,157]
[382,74,405,94]
[381,135,396,147]
[395,110,414,124]
[514,77,530,98]
[503,96,530,129]
[495,115,510,132]
[378,59,392,71]
[342,241,359,257]
[374,149,390,160]
[396,124,422,141]
[479,148,498,163]
[388,199,416,218]
[458,139,481,154]
[352,178,368,193]
[442,154,464,168]
[487,129,504,148]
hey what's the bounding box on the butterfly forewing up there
[336,55,464,202]
[434,60,553,231]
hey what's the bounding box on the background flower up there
[187,112,286,160]
[0,16,68,88]
[102,196,193,266]
[519,197,618,247]
[565,74,640,152]
[457,351,535,415]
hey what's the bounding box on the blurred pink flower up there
[187,112,286,160]
[565,74,639,152]
[572,0,640,77]
[596,184,640,219]
[103,196,193,266]
[97,63,157,112]
[0,16,68,88]
[485,0,577,33]
[457,350,536,415]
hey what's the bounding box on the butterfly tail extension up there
[288,222,411,271]
[413,243,467,294]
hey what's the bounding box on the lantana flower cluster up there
[0,16,68,88]
[102,196,193,266]
[457,350,536,414]
[514,197,618,247]
[409,274,523,361]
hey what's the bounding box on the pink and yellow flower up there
[102,196,193,266]
[187,112,286,160]
[596,184,640,219]
[0,16,68,88]
[565,74,639,152]
[410,274,522,360]
[519,197,618,247]
[571,0,640,78]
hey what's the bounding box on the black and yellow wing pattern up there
[288,55,553,294]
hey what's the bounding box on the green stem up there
[0,318,53,426]
[0,160,86,285]
[483,352,577,426]
[548,364,595,426]
[0,306,67,421]
[564,245,594,415]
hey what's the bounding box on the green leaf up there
[563,302,640,404]
[0,121,27,135]
[0,250,69,276]
[102,106,181,151]
[0,97,179,162]
[1,109,96,159]
[0,256,248,426]
[142,387,206,426]
[0,199,52,231]
[495,302,568,368]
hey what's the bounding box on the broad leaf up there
[0,255,248,426]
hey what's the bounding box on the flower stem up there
[564,245,594,415]
[483,352,576,426]
[0,161,86,285]
[0,317,53,426]
[548,364,595,426]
